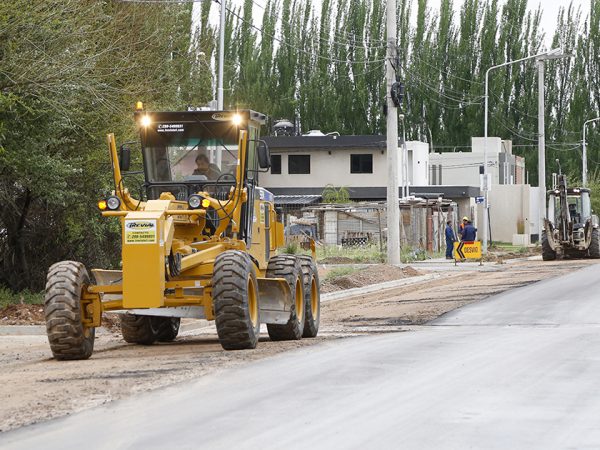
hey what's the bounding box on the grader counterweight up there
[44,107,320,360]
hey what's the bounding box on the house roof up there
[274,194,322,206]
[267,186,481,200]
[263,135,389,150]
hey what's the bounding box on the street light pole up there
[483,48,565,253]
[537,59,546,240]
[536,49,571,238]
[583,117,600,187]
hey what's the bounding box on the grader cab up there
[44,107,320,360]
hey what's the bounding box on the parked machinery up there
[542,174,600,260]
[44,106,320,360]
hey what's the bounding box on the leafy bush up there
[321,185,350,204]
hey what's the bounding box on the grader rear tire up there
[266,255,305,341]
[156,317,180,342]
[541,232,556,261]
[120,315,161,345]
[44,261,95,360]
[213,250,260,350]
[298,256,320,338]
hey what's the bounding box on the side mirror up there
[257,140,271,169]
[119,145,131,172]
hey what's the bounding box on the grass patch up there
[0,287,44,308]
[401,247,429,263]
[283,242,300,255]
[316,244,385,263]
[490,243,530,253]
[324,266,360,281]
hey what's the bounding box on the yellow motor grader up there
[44,106,320,359]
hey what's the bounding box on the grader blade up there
[257,278,294,324]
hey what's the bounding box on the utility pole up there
[217,0,225,111]
[216,0,226,169]
[386,0,400,265]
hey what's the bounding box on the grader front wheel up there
[120,315,180,345]
[119,315,156,345]
[213,250,260,350]
[266,255,305,341]
[44,261,95,360]
[156,317,181,342]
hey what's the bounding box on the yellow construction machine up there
[44,106,320,359]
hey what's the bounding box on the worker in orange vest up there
[458,216,468,240]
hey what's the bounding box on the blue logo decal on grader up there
[43,106,321,360]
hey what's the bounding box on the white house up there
[261,135,429,190]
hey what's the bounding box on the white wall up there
[430,137,520,187]
[429,152,500,186]
[471,137,502,154]
[529,186,541,239]
[262,141,429,188]
[488,184,534,242]
[401,141,429,186]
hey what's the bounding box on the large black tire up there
[156,317,181,342]
[44,261,95,360]
[589,228,600,258]
[266,255,305,341]
[213,250,260,350]
[298,256,320,338]
[120,315,161,345]
[541,231,557,261]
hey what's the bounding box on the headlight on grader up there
[106,196,121,211]
[140,115,151,127]
[188,194,203,209]
[231,113,243,126]
[98,199,108,211]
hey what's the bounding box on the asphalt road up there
[3,262,600,449]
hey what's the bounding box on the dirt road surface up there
[0,257,593,432]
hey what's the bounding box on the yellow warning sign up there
[124,220,157,244]
[453,241,482,260]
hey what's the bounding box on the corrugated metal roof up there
[274,195,322,206]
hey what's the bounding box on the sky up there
[217,0,591,46]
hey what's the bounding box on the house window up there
[288,155,311,174]
[271,154,282,174]
[350,154,373,174]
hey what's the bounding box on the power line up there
[223,3,387,65]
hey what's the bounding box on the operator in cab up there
[193,153,221,181]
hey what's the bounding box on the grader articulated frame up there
[44,107,320,360]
